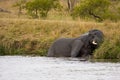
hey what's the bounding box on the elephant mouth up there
[92,40,97,45]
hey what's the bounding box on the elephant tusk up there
[92,41,97,45]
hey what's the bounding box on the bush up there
[25,0,61,18]
[72,0,110,21]
[94,37,120,59]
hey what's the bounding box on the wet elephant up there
[47,29,104,58]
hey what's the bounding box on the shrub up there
[72,0,110,21]
[25,0,61,18]
[94,37,120,59]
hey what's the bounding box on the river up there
[0,56,120,80]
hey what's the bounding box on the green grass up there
[0,18,120,59]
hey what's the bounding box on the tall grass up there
[0,18,120,59]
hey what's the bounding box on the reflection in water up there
[0,56,120,80]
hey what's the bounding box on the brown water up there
[0,56,120,80]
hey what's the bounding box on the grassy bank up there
[0,18,120,59]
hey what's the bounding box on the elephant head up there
[88,29,104,47]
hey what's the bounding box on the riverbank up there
[0,18,120,59]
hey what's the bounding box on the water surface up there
[0,56,120,80]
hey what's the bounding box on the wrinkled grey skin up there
[47,29,104,58]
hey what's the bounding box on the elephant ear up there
[71,40,84,57]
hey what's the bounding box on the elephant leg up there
[71,40,84,57]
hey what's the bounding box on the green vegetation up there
[94,37,120,59]
[0,18,120,59]
[72,0,110,21]
[0,0,120,59]
[1,0,120,21]
[72,0,120,21]
[25,0,61,18]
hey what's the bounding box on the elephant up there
[47,29,104,58]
